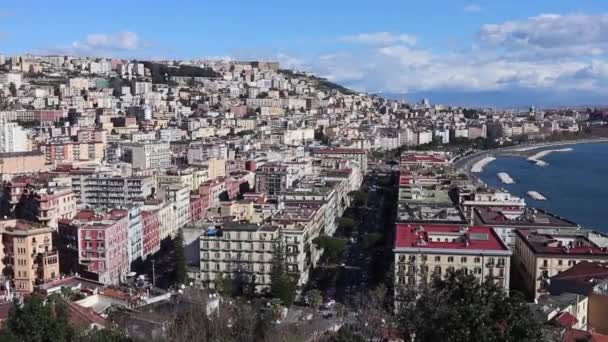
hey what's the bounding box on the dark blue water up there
[479,143,608,231]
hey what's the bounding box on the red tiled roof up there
[395,224,509,251]
[65,300,106,329]
[554,312,579,329]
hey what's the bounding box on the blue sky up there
[2,0,608,106]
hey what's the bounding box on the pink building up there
[189,195,208,223]
[38,110,66,123]
[231,105,248,118]
[57,211,130,285]
[141,211,160,258]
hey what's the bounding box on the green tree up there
[213,273,234,296]
[270,235,298,306]
[172,229,187,285]
[74,328,133,342]
[0,181,13,219]
[337,217,356,236]
[304,289,323,314]
[397,270,542,342]
[360,233,383,250]
[313,236,347,264]
[14,190,40,222]
[348,190,368,208]
[0,294,75,342]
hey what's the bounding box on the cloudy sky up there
[1,0,608,106]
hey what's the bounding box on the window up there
[434,266,442,275]
[399,255,406,262]
[461,257,467,263]
[474,257,481,263]
[447,257,454,263]
[435,256,441,262]
[474,267,482,275]
[558,260,563,266]
[543,259,548,267]
[409,255,416,262]
[568,260,576,266]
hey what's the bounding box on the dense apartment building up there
[255,162,309,199]
[37,188,77,229]
[0,122,28,153]
[312,148,368,174]
[0,220,60,293]
[58,210,130,285]
[271,203,326,285]
[131,141,171,170]
[141,199,177,241]
[141,210,161,257]
[160,184,191,229]
[0,152,46,178]
[41,141,105,164]
[110,207,143,264]
[198,223,279,292]
[514,229,608,298]
[393,224,511,304]
[73,174,155,209]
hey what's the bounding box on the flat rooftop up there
[395,224,509,252]
[516,229,608,256]
[401,154,448,165]
[474,207,578,228]
[397,203,466,224]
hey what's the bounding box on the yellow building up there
[0,220,60,293]
[514,229,608,299]
[207,159,226,180]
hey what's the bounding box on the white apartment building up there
[131,142,171,170]
[271,204,326,285]
[198,223,280,292]
[0,72,23,88]
[0,122,28,153]
[393,224,511,307]
[160,184,191,229]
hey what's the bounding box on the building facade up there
[393,224,512,305]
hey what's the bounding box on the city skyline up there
[2,1,608,105]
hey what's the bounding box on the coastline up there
[527,148,573,166]
[454,137,608,174]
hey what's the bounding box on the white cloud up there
[479,13,608,57]
[341,32,417,46]
[464,4,481,13]
[81,31,146,51]
[40,31,150,57]
[75,31,149,51]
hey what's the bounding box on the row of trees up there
[327,270,542,342]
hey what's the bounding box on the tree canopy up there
[397,270,542,342]
[313,236,348,264]
[172,229,188,285]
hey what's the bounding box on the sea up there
[479,142,608,232]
